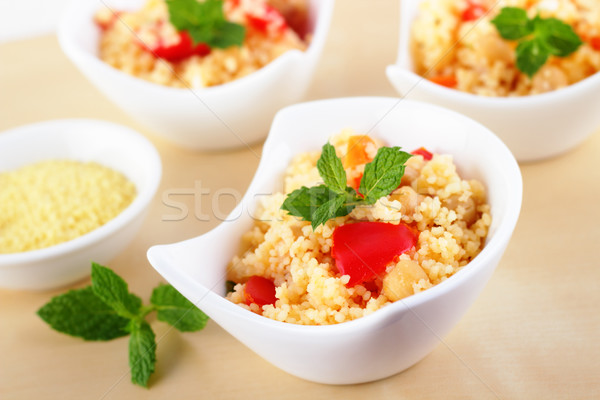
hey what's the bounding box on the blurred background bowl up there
[0,119,161,290]
[58,0,335,151]
[386,0,600,162]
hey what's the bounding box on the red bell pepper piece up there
[148,30,211,62]
[429,74,457,88]
[461,1,486,21]
[332,222,418,287]
[411,147,433,160]
[590,36,600,51]
[245,4,287,35]
[244,276,277,307]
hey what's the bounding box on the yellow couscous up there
[95,0,307,88]
[226,131,491,325]
[412,0,600,96]
[0,160,136,254]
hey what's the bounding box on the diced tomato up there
[429,74,457,88]
[590,36,600,51]
[243,276,277,307]
[343,136,375,169]
[461,1,486,22]
[411,147,433,161]
[332,222,418,287]
[245,4,288,35]
[350,173,363,195]
[148,31,211,62]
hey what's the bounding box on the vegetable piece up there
[350,173,363,194]
[245,4,288,35]
[332,222,418,287]
[166,0,246,49]
[244,276,277,307]
[491,7,583,77]
[411,147,433,160]
[591,36,600,51]
[38,263,208,388]
[149,31,211,61]
[342,135,375,169]
[429,74,457,88]
[461,1,486,22]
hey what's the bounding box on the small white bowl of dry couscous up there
[0,119,161,290]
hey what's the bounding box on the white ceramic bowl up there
[386,0,600,162]
[0,119,161,290]
[58,0,334,151]
[147,97,522,384]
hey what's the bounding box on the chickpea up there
[390,186,420,216]
[383,259,430,302]
[442,194,477,226]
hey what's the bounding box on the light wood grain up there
[1,1,600,398]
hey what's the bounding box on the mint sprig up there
[166,0,246,48]
[37,263,208,388]
[281,141,412,229]
[491,7,583,77]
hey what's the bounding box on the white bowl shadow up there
[148,97,522,384]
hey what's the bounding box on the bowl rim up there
[57,0,335,96]
[148,96,523,334]
[388,0,600,107]
[0,118,162,267]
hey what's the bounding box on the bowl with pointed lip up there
[147,97,522,384]
[58,0,335,151]
[386,0,600,162]
[0,119,161,291]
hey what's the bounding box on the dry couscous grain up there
[226,130,491,325]
[95,0,307,88]
[412,0,600,96]
[0,160,136,254]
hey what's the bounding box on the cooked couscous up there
[226,131,491,325]
[0,160,136,253]
[95,0,307,88]
[412,0,600,96]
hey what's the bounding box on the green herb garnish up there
[166,0,246,48]
[281,141,412,229]
[37,263,208,388]
[491,7,583,77]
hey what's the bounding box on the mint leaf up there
[317,143,347,194]
[150,284,209,332]
[492,7,583,77]
[281,184,341,221]
[91,263,142,320]
[37,287,130,341]
[360,147,412,204]
[128,320,156,388]
[516,38,549,78]
[166,0,245,48]
[311,193,347,229]
[199,20,246,49]
[535,17,582,57]
[491,7,533,40]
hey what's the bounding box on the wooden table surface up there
[1,1,600,398]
